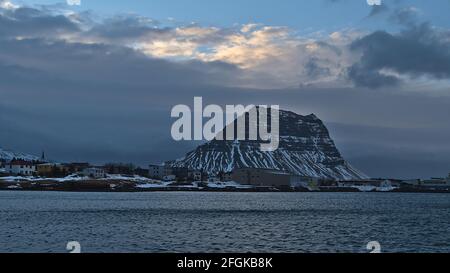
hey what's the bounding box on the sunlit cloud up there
[67,0,81,6]
[0,0,18,9]
[1,2,449,90]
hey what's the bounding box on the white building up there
[6,160,36,176]
[82,168,105,179]
[149,164,171,179]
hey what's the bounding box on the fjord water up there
[0,191,448,253]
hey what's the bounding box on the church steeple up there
[41,151,46,162]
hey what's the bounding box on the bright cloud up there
[0,0,18,9]
[67,0,81,6]
[1,2,449,90]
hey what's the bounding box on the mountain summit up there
[167,109,367,180]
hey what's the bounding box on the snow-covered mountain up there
[0,148,39,162]
[167,109,367,180]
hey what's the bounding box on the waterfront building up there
[82,167,105,179]
[6,160,36,176]
[420,178,450,190]
[36,163,58,177]
[148,164,172,179]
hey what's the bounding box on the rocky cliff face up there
[167,109,367,180]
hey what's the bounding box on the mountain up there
[167,109,367,180]
[0,148,39,162]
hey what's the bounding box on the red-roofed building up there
[6,159,36,176]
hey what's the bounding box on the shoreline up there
[0,187,448,194]
[1,178,448,194]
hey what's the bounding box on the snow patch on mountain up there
[0,148,39,162]
[167,109,368,181]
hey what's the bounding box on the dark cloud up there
[305,57,332,80]
[86,15,170,42]
[368,4,389,17]
[0,6,80,38]
[348,23,450,88]
[328,122,450,179]
[389,6,419,26]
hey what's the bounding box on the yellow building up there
[36,164,57,177]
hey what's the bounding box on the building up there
[135,168,149,177]
[188,170,203,181]
[420,178,450,190]
[170,167,189,180]
[36,163,58,177]
[82,168,105,179]
[338,179,396,188]
[6,160,36,176]
[221,172,233,182]
[103,163,135,175]
[232,168,303,187]
[148,164,172,179]
[0,159,6,168]
[62,163,90,174]
[401,179,421,187]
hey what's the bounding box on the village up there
[0,155,449,193]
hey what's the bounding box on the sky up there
[1,0,450,179]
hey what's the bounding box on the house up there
[135,168,149,177]
[62,163,90,174]
[103,163,135,175]
[188,170,203,181]
[36,163,58,177]
[148,164,172,179]
[221,172,233,182]
[420,178,450,190]
[170,167,189,181]
[6,160,36,176]
[401,179,421,187]
[82,167,105,179]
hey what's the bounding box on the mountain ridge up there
[0,148,39,162]
[167,109,368,180]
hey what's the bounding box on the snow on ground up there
[136,181,173,189]
[0,174,89,183]
[0,174,398,192]
[206,181,253,189]
[136,181,253,189]
[100,174,155,183]
[348,185,397,192]
[0,174,157,183]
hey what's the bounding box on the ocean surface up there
[0,191,448,253]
